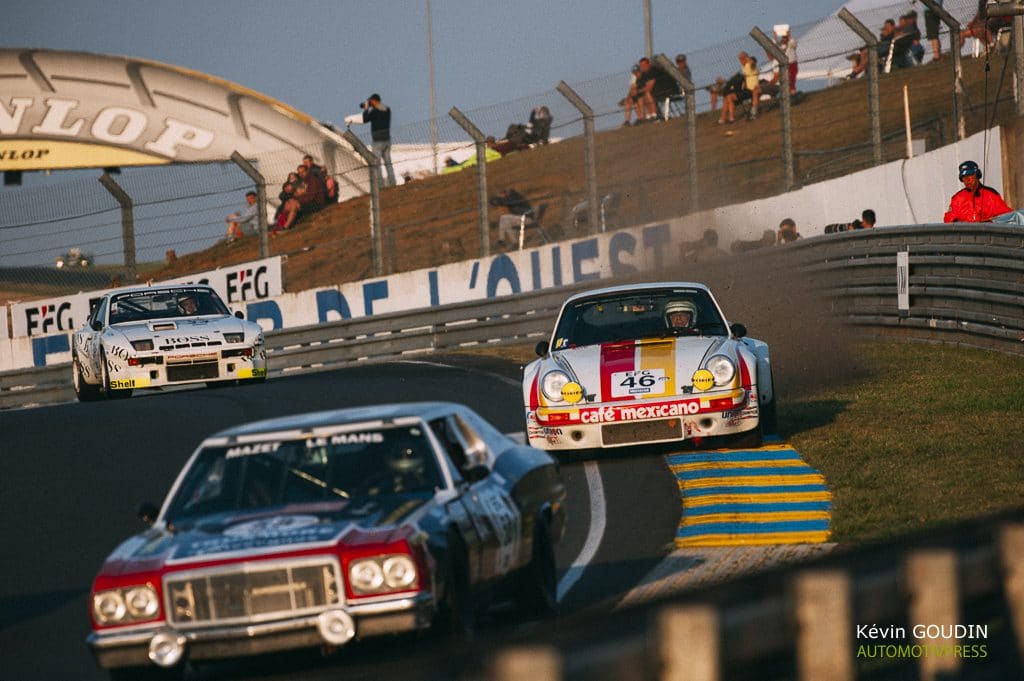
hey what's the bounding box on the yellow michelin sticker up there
[237,367,267,379]
[561,381,583,403]
[691,369,715,392]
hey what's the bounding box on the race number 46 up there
[611,369,666,397]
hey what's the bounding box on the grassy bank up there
[786,342,1024,544]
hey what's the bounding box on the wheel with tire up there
[517,516,557,618]
[436,531,475,639]
[72,354,103,402]
[100,350,132,399]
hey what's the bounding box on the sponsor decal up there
[225,442,282,458]
[692,369,715,392]
[109,378,149,389]
[237,367,267,379]
[23,301,75,336]
[561,381,583,403]
[223,515,320,538]
[305,432,384,447]
[170,523,345,563]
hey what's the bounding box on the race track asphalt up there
[0,353,681,681]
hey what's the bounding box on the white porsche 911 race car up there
[523,282,775,451]
[72,284,266,401]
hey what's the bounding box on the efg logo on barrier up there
[24,302,75,336]
[226,265,271,302]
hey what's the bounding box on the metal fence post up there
[653,54,699,212]
[1000,523,1024,660]
[657,604,721,681]
[341,130,384,276]
[490,645,561,681]
[838,8,883,166]
[448,107,491,257]
[750,27,794,190]
[920,0,965,140]
[556,81,599,232]
[229,151,269,258]
[98,172,136,283]
[794,570,855,681]
[906,550,962,681]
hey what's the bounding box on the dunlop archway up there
[0,48,369,199]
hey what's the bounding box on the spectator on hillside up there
[681,229,728,262]
[877,19,897,69]
[303,154,337,203]
[777,218,802,243]
[961,0,1011,50]
[770,25,798,95]
[490,188,534,246]
[708,76,727,110]
[225,191,259,243]
[674,54,692,83]
[345,93,395,187]
[622,63,643,126]
[905,11,925,64]
[529,106,552,144]
[847,50,868,79]
[739,51,761,120]
[718,71,743,124]
[272,181,296,234]
[925,1,944,61]
[891,13,921,68]
[635,57,663,122]
[854,209,877,229]
[944,160,1011,222]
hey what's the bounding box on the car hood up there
[549,336,731,402]
[99,494,431,576]
[109,316,247,344]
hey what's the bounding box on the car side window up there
[91,298,108,328]
[429,417,468,478]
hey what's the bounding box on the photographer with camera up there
[344,93,395,187]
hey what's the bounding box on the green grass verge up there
[786,342,1024,544]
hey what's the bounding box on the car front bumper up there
[87,593,433,669]
[106,348,267,391]
[526,390,760,450]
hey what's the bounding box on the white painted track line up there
[557,461,606,601]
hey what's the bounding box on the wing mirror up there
[462,464,490,483]
[535,340,549,356]
[234,310,245,319]
[91,320,103,331]
[137,502,160,526]
[730,322,747,338]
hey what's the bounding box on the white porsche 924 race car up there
[523,282,775,451]
[72,284,266,401]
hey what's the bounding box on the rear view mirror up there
[137,502,159,526]
[730,322,747,338]
[535,340,549,356]
[91,320,103,332]
[234,310,245,319]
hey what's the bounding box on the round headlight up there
[349,559,384,592]
[93,590,127,624]
[382,555,417,589]
[541,370,570,401]
[125,586,159,619]
[706,355,736,386]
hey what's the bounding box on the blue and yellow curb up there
[667,443,832,547]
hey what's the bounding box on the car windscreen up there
[164,425,443,524]
[551,289,727,349]
[108,288,230,324]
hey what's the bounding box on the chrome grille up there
[165,557,342,628]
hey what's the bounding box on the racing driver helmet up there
[664,300,697,330]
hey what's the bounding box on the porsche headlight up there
[131,340,154,351]
[349,559,385,593]
[124,586,159,618]
[706,355,736,386]
[223,332,244,344]
[382,556,417,589]
[541,370,570,401]
[93,590,127,624]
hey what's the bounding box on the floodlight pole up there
[230,151,269,258]
[653,53,699,211]
[750,26,794,190]
[448,107,491,256]
[557,81,600,232]
[643,0,653,59]
[342,130,384,276]
[99,172,136,282]
[919,0,965,140]
[838,8,883,166]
